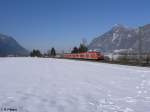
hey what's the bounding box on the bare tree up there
[81,38,87,46]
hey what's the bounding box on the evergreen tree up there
[71,47,79,53]
[30,49,42,57]
[50,47,56,57]
[78,44,88,53]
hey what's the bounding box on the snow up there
[127,34,132,38]
[112,33,119,42]
[0,57,150,112]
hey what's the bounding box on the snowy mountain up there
[0,33,29,56]
[88,24,150,53]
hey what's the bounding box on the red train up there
[63,51,104,60]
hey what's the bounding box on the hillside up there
[88,24,150,53]
[0,33,29,56]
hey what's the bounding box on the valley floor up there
[0,58,150,112]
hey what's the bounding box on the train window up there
[80,54,84,57]
[97,53,100,56]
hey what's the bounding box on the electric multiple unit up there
[63,52,104,60]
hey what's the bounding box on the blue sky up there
[0,0,150,52]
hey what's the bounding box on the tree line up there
[30,47,56,57]
[30,40,88,57]
[71,44,88,53]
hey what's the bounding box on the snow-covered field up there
[0,58,150,112]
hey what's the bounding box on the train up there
[63,51,104,60]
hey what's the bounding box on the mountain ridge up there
[0,33,29,56]
[88,24,150,53]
